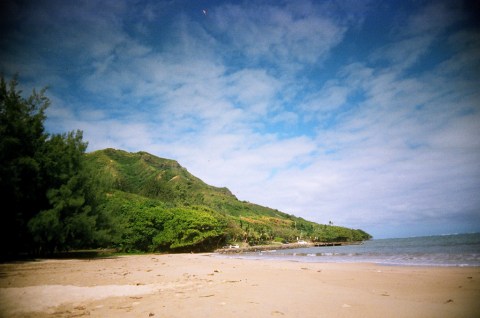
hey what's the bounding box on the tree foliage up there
[0,76,49,254]
[152,207,225,251]
[0,76,106,256]
[97,192,227,252]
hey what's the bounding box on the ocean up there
[221,233,480,267]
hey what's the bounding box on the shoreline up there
[216,254,480,268]
[1,253,479,317]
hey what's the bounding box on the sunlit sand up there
[1,254,479,317]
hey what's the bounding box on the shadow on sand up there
[1,249,119,263]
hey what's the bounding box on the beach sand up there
[1,253,479,317]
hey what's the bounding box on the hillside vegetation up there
[85,148,371,252]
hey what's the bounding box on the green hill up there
[85,148,371,252]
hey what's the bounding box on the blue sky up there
[1,0,479,238]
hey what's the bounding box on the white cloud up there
[271,111,299,126]
[177,133,317,192]
[225,69,281,115]
[301,81,349,116]
[371,1,464,72]
[399,1,462,38]
[209,2,347,70]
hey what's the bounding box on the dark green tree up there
[28,131,97,253]
[0,76,49,255]
[152,207,225,252]
[0,76,107,256]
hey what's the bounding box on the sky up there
[1,0,479,239]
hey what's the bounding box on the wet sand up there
[1,253,479,317]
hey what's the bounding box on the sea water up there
[225,233,480,267]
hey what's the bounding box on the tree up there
[0,76,107,256]
[152,207,226,252]
[28,131,97,253]
[0,76,49,255]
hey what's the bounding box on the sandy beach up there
[1,253,479,317]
